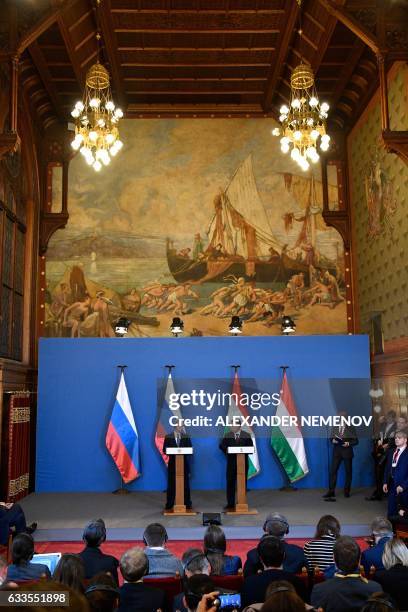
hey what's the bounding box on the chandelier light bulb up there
[310,129,320,140]
[89,131,98,142]
[281,144,290,154]
[114,108,124,119]
[75,101,84,111]
[280,105,289,115]
[105,100,115,111]
[93,161,102,172]
[321,102,330,112]
[272,128,281,136]
[71,108,80,118]
[293,130,302,140]
[89,97,101,108]
[115,140,123,151]
[320,141,329,151]
[291,98,301,109]
[309,97,318,107]
[85,155,94,165]
[71,139,81,150]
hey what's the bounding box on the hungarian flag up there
[155,372,183,465]
[106,371,141,483]
[225,372,260,479]
[271,371,308,483]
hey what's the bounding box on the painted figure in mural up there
[93,291,115,338]
[193,233,204,260]
[70,265,87,302]
[158,283,199,316]
[220,277,257,317]
[50,283,71,321]
[365,156,397,240]
[122,288,141,312]
[63,294,91,337]
[323,271,344,307]
[199,286,235,316]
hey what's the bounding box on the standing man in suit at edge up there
[163,421,193,510]
[220,417,253,511]
[323,411,358,500]
[383,429,408,518]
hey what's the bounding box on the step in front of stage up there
[20,488,382,541]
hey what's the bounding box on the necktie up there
[176,434,180,447]
[393,448,400,464]
[339,426,345,438]
[235,433,239,441]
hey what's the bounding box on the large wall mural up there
[45,119,346,338]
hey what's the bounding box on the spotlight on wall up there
[229,316,243,336]
[171,317,184,337]
[115,317,131,337]
[281,316,296,335]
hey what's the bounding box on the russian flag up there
[106,372,141,483]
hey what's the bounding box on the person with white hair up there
[373,537,408,610]
[361,517,393,575]
[118,547,165,612]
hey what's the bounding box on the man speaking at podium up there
[220,418,253,510]
[163,421,193,511]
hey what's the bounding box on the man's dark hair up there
[53,554,85,594]
[315,515,341,539]
[182,548,210,574]
[257,536,285,568]
[361,592,397,612]
[12,533,34,566]
[143,523,168,547]
[334,536,360,573]
[184,574,215,611]
[387,410,397,419]
[85,572,119,612]
[83,518,106,548]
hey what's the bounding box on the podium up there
[226,446,258,515]
[163,447,197,516]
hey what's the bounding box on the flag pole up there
[278,366,298,492]
[113,365,131,495]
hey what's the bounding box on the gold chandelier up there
[272,3,330,171]
[70,2,123,171]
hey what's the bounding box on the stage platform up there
[20,488,384,542]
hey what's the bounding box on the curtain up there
[5,392,31,502]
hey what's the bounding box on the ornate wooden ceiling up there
[1,0,407,133]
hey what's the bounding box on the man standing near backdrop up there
[220,418,253,511]
[323,412,358,500]
[383,429,408,517]
[163,421,193,511]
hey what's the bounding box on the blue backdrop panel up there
[36,335,372,492]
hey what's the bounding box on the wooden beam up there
[327,39,365,108]
[316,0,381,54]
[262,0,298,111]
[29,41,65,121]
[377,53,389,131]
[16,0,79,55]
[98,0,127,110]
[57,13,85,88]
[112,12,282,33]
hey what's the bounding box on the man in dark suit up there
[219,419,253,510]
[243,513,307,576]
[367,410,397,501]
[323,414,358,500]
[118,547,165,612]
[163,422,193,510]
[79,518,119,583]
[0,501,36,545]
[383,429,408,517]
[241,536,308,607]
[360,517,393,576]
[311,537,381,612]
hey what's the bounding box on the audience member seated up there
[373,537,408,610]
[183,575,216,612]
[311,536,382,612]
[79,519,119,584]
[143,523,183,577]
[0,501,37,546]
[174,548,211,612]
[361,517,393,576]
[360,593,398,612]
[244,513,306,577]
[243,580,317,612]
[6,533,51,582]
[241,536,308,608]
[53,553,86,593]
[304,515,340,572]
[85,571,120,612]
[204,525,241,576]
[118,546,166,612]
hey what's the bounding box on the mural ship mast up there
[166,155,333,284]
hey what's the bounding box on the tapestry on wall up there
[45,119,346,338]
[365,139,397,240]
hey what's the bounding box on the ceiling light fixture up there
[272,0,330,171]
[70,0,123,171]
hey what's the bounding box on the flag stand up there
[113,476,130,495]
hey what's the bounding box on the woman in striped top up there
[304,515,341,571]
